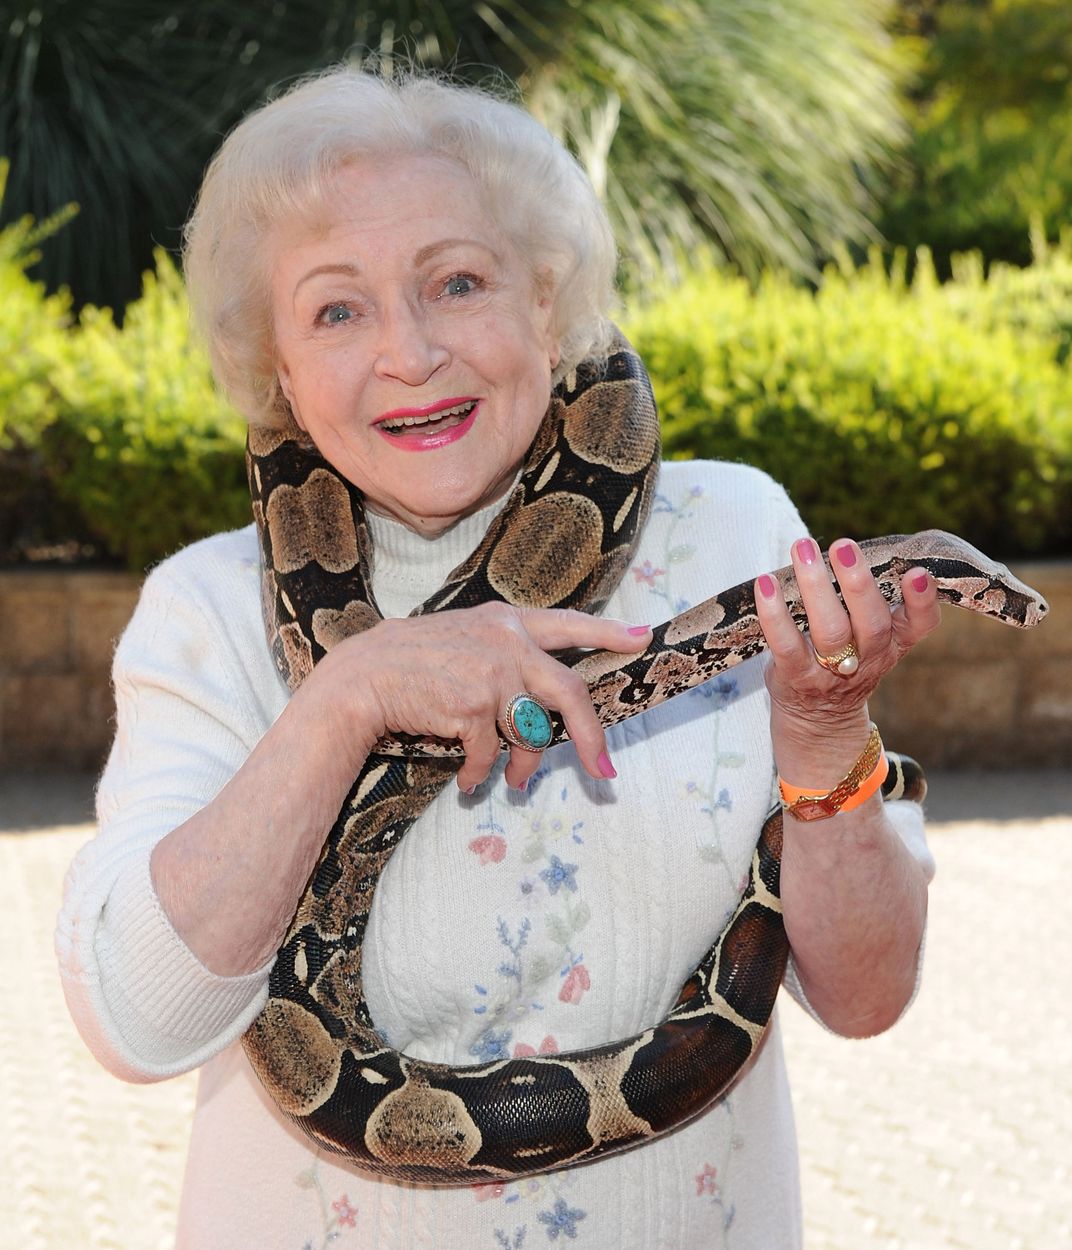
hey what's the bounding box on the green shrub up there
[4,214,1071,571]
[0,199,249,568]
[937,230,1072,367]
[0,163,89,560]
[882,0,1072,271]
[0,162,76,451]
[621,251,1072,559]
[40,250,249,570]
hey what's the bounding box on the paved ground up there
[1,771,1070,1250]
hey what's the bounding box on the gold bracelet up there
[778,723,888,822]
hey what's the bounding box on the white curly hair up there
[182,65,619,427]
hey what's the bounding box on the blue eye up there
[318,303,353,324]
[444,274,477,297]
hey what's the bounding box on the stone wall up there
[869,559,1069,769]
[0,561,1067,773]
[0,569,141,771]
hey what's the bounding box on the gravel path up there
[2,773,1068,1249]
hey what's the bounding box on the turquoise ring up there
[501,692,554,753]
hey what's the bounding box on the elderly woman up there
[57,68,938,1248]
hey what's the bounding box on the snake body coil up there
[242,334,1048,1183]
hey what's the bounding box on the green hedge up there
[881,0,1072,273]
[0,172,88,559]
[41,251,249,571]
[0,221,70,450]
[0,222,249,569]
[2,223,1070,569]
[621,248,1072,559]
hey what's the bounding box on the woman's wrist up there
[299,629,389,767]
[779,723,887,822]
[770,702,875,792]
[149,641,391,978]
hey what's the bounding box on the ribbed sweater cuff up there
[95,849,272,1068]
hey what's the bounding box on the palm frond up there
[502,0,906,283]
[1,0,905,307]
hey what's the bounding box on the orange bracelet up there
[779,724,889,822]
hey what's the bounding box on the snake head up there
[965,570,1049,627]
[910,530,1050,628]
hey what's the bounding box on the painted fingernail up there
[758,574,778,599]
[627,624,652,636]
[835,543,857,569]
[797,538,818,565]
[516,777,528,793]
[597,750,617,779]
[912,573,929,593]
[464,784,477,796]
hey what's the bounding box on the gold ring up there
[814,639,860,677]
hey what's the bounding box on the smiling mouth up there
[378,400,478,433]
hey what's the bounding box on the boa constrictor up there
[242,333,1049,1185]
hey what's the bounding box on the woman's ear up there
[276,362,306,431]
[534,267,561,371]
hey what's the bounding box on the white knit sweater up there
[56,460,932,1250]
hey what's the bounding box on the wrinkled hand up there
[754,537,941,785]
[313,603,652,793]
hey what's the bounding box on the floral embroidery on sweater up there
[632,483,746,877]
[458,480,755,1244]
[294,1160,358,1246]
[691,1096,746,1244]
[493,1230,527,1249]
[331,1195,358,1228]
[467,768,594,1062]
[458,769,596,1241]
[694,1163,736,1241]
[537,1196,587,1239]
[476,1170,588,1246]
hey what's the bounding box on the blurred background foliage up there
[1,0,1070,568]
[622,245,1072,559]
[880,0,1072,274]
[2,0,903,309]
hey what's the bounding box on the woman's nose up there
[372,300,450,385]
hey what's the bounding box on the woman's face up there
[272,154,560,535]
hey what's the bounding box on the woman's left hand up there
[754,534,939,1036]
[754,535,941,786]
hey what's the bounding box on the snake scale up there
[242,332,1049,1184]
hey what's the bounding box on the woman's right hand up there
[311,604,653,793]
[150,605,650,978]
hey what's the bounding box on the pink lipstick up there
[375,397,479,451]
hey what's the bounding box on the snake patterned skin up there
[242,332,1049,1184]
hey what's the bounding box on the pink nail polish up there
[912,573,929,593]
[597,750,617,779]
[797,538,818,565]
[464,784,477,796]
[627,624,652,636]
[517,777,528,793]
[835,543,857,569]
[758,574,777,599]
